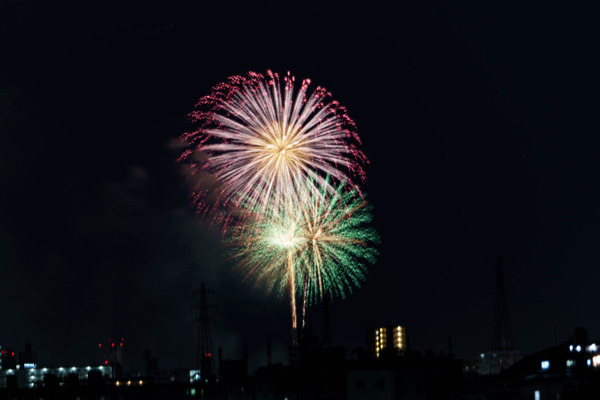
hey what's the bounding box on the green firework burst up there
[226,178,379,305]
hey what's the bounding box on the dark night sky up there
[1,0,599,372]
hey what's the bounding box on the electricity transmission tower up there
[489,256,520,373]
[193,282,216,381]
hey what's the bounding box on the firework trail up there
[179,70,368,221]
[225,178,379,338]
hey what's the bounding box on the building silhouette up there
[368,325,407,359]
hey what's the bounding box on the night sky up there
[1,0,599,373]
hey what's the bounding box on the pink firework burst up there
[179,70,368,223]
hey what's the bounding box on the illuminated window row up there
[373,325,407,358]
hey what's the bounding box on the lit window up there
[587,359,592,366]
[541,361,550,370]
[576,345,582,352]
[566,360,575,367]
[593,355,600,367]
[587,343,598,353]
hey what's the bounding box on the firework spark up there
[179,70,367,219]
[226,179,379,319]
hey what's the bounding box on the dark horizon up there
[1,0,599,374]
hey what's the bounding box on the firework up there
[179,70,368,218]
[226,178,379,331]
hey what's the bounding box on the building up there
[368,325,407,359]
[0,365,113,389]
[475,349,521,375]
[17,343,35,369]
[347,350,464,400]
[505,327,600,399]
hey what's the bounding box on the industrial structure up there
[477,256,521,374]
[193,282,216,382]
[98,337,124,374]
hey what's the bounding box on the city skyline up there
[1,0,598,374]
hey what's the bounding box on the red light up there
[99,343,102,348]
[206,353,212,357]
[11,352,14,357]
[120,343,123,347]
[112,343,114,348]
[105,360,108,365]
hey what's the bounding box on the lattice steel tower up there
[193,282,216,381]
[492,256,515,351]
[489,256,520,373]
